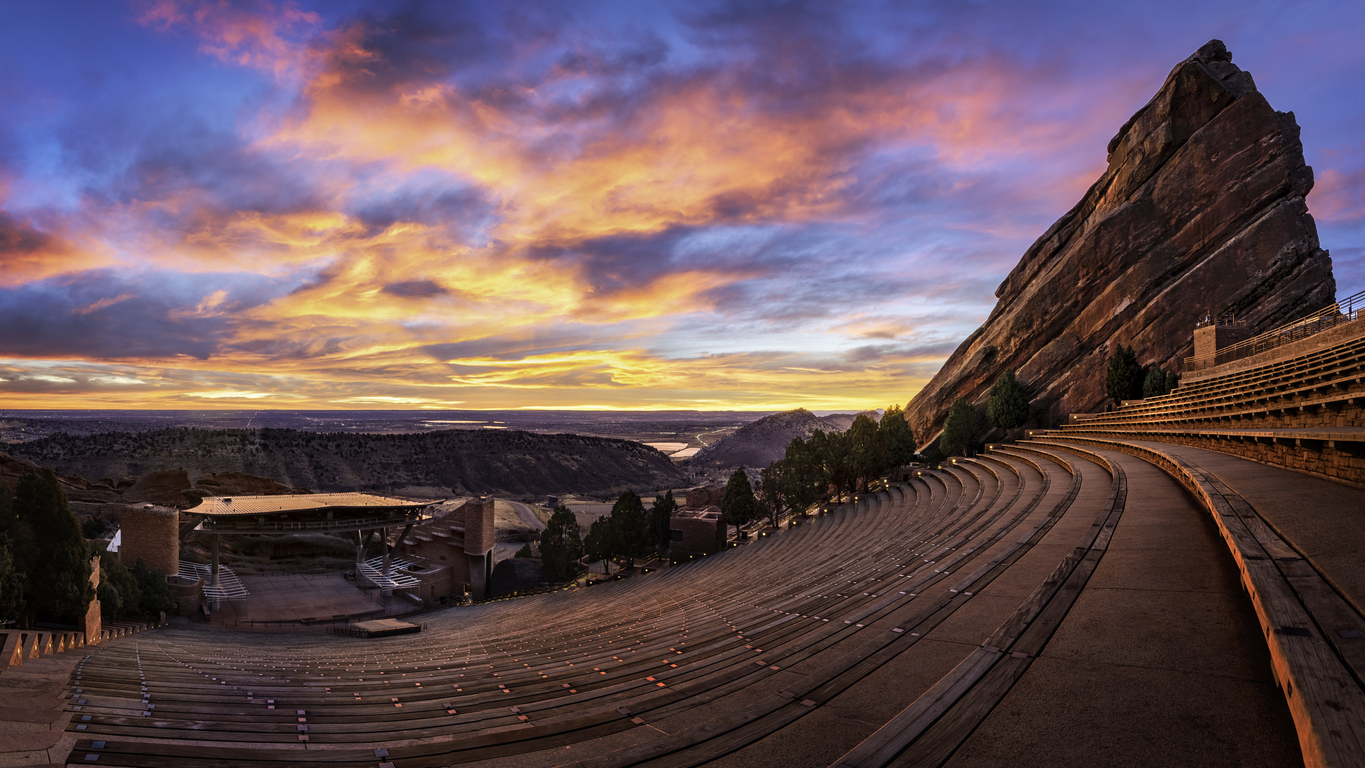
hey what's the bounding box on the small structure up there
[118,504,179,574]
[1191,315,1251,369]
[396,497,497,603]
[345,618,421,638]
[669,506,725,562]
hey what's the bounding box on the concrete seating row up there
[1032,435,1365,768]
[64,451,1140,766]
[1054,327,1365,485]
[1073,337,1365,431]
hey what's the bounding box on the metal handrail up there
[1185,288,1364,371]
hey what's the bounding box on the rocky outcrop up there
[690,408,853,469]
[906,40,1334,444]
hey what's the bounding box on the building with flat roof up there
[669,506,725,563]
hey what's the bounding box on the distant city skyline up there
[1,1,1361,411]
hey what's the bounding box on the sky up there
[0,0,1362,412]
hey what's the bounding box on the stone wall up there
[1061,430,1363,487]
[463,496,495,556]
[118,504,179,574]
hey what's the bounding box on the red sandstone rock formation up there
[906,40,1334,445]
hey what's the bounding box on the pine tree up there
[1105,345,1146,404]
[648,491,678,550]
[849,414,886,490]
[14,470,93,626]
[0,539,25,626]
[779,437,824,516]
[879,405,917,468]
[721,468,760,540]
[98,552,140,620]
[538,506,584,581]
[941,399,982,457]
[987,370,1030,438]
[132,557,173,616]
[584,516,617,566]
[1142,366,1168,398]
[610,491,650,568]
[758,462,785,528]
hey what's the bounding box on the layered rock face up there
[906,40,1334,444]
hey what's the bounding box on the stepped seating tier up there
[45,441,1338,768]
[1057,322,1365,485]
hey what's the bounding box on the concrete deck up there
[945,448,1302,767]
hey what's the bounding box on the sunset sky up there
[1,1,1362,412]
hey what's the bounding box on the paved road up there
[506,499,545,532]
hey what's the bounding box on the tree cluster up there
[97,552,173,621]
[1106,345,1179,404]
[583,491,678,569]
[0,469,95,628]
[762,405,919,520]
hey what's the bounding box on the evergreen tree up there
[0,485,14,537]
[823,431,857,501]
[940,398,982,457]
[132,557,174,616]
[97,551,140,620]
[721,468,760,539]
[879,405,917,468]
[538,505,584,581]
[609,491,650,568]
[849,414,886,490]
[987,370,1030,438]
[648,491,678,550]
[758,462,785,529]
[1142,366,1168,398]
[779,437,825,515]
[583,515,617,566]
[13,470,93,626]
[1165,370,1180,394]
[1105,344,1146,404]
[0,539,24,626]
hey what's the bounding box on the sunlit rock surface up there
[906,40,1334,443]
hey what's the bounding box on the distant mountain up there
[815,410,881,432]
[690,408,855,469]
[8,427,685,501]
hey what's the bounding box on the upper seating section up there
[1069,323,1365,433]
[1054,303,1365,485]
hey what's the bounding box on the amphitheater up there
[4,308,1365,768]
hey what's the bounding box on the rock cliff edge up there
[906,40,1334,444]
